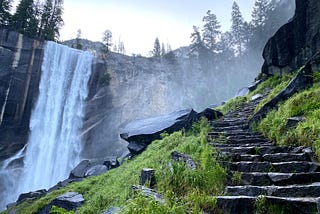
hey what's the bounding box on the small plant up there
[255,195,287,214]
[231,171,242,185]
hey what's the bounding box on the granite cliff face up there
[0,28,44,162]
[262,0,320,75]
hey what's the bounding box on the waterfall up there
[17,41,93,195]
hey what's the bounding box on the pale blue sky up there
[13,0,256,55]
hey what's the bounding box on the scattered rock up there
[171,151,197,170]
[102,207,120,214]
[197,108,223,121]
[251,94,263,101]
[132,185,164,203]
[38,192,84,214]
[286,116,305,130]
[69,160,91,179]
[84,165,108,177]
[139,168,156,188]
[103,156,120,170]
[17,189,46,204]
[47,178,83,193]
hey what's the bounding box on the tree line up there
[190,0,294,66]
[0,0,63,41]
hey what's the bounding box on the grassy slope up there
[8,119,226,214]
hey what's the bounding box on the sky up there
[13,0,256,55]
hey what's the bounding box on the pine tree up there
[0,0,12,26]
[118,41,125,54]
[76,29,82,50]
[161,42,166,56]
[231,1,245,56]
[152,37,161,57]
[102,29,112,53]
[202,10,221,53]
[190,25,205,54]
[38,0,64,41]
[251,0,272,28]
[11,0,38,36]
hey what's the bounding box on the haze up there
[61,0,255,55]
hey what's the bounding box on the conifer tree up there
[102,29,113,53]
[231,1,245,56]
[202,10,221,53]
[152,37,161,57]
[11,0,38,36]
[190,25,205,54]
[0,0,12,26]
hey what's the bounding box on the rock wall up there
[262,0,320,75]
[0,28,44,162]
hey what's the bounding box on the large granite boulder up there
[69,156,119,179]
[120,108,222,155]
[38,192,84,214]
[262,0,320,75]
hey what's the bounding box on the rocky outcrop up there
[120,108,222,156]
[252,65,313,121]
[262,0,320,75]
[0,28,44,162]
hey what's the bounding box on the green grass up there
[257,71,320,159]
[9,118,226,214]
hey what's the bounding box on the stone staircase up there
[209,99,320,214]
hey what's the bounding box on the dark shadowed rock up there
[286,116,305,130]
[103,156,120,170]
[16,189,46,204]
[139,168,156,188]
[38,192,84,214]
[262,0,320,75]
[197,108,223,121]
[252,67,313,121]
[120,109,222,155]
[84,165,107,177]
[47,178,83,193]
[69,160,91,179]
[171,151,197,170]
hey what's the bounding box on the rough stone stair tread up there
[209,99,320,213]
[225,182,320,197]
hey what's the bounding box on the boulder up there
[120,108,222,155]
[262,0,320,75]
[47,178,83,193]
[16,189,46,204]
[69,160,91,179]
[38,192,84,214]
[103,156,120,170]
[131,185,164,203]
[171,151,197,170]
[84,165,107,177]
[102,207,120,214]
[286,116,305,130]
[139,168,156,188]
[251,94,263,101]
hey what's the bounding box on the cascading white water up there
[18,41,93,194]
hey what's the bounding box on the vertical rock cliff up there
[0,28,44,162]
[262,0,320,74]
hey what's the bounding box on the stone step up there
[213,125,250,132]
[211,121,249,127]
[208,131,263,137]
[218,146,310,156]
[215,196,318,214]
[221,161,320,173]
[233,172,320,186]
[219,152,311,163]
[212,142,273,148]
[225,182,320,198]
